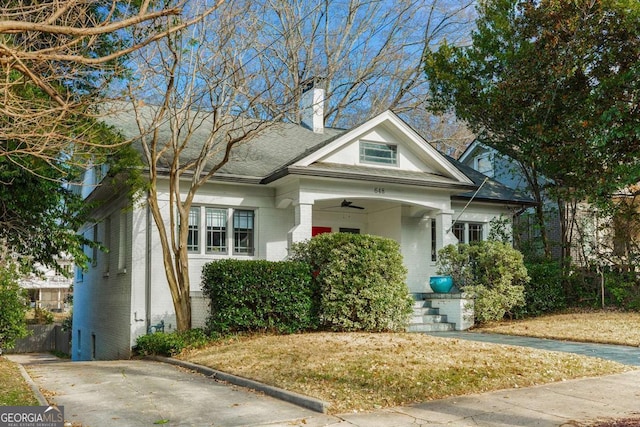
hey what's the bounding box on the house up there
[459,140,564,259]
[73,87,533,360]
[20,260,72,312]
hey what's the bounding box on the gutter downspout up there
[145,191,152,334]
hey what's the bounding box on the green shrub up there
[437,241,528,324]
[135,328,210,357]
[28,307,54,325]
[514,260,566,318]
[604,270,640,310]
[202,260,316,334]
[0,267,30,351]
[290,233,412,332]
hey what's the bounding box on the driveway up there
[8,340,640,427]
[7,354,339,427]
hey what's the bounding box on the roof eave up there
[262,166,478,191]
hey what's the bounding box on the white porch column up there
[436,210,457,252]
[287,202,314,248]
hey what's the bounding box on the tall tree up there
[424,0,640,259]
[0,1,218,272]
[258,0,476,153]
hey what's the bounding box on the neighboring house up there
[19,260,73,312]
[73,87,534,360]
[459,140,607,264]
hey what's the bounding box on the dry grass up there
[0,357,39,406]
[477,310,640,347]
[179,332,629,413]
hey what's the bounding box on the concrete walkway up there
[427,331,640,367]
[6,331,640,427]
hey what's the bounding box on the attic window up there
[360,141,397,166]
[474,153,493,177]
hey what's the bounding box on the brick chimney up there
[300,77,325,134]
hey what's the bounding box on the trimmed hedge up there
[201,259,316,334]
[290,233,413,332]
[134,329,210,357]
[514,260,566,318]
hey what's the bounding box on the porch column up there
[287,202,314,248]
[436,210,457,252]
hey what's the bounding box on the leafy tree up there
[425,0,640,259]
[0,264,29,352]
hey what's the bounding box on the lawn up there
[179,329,630,413]
[476,310,640,346]
[0,356,39,406]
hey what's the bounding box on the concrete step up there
[409,298,455,333]
[407,322,456,333]
[412,306,440,315]
[411,314,448,324]
[412,300,433,309]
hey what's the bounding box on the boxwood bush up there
[437,241,528,324]
[290,233,413,332]
[201,259,316,334]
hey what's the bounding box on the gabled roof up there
[447,156,536,206]
[262,110,475,190]
[102,105,532,205]
[458,139,494,164]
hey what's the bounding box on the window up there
[469,223,484,242]
[339,227,360,234]
[233,210,254,255]
[103,217,111,275]
[359,141,397,165]
[452,222,485,244]
[431,219,437,262]
[118,211,127,271]
[452,222,466,243]
[474,153,493,177]
[206,208,227,253]
[186,207,200,252]
[184,206,255,256]
[92,224,99,267]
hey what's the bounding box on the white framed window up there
[186,207,200,253]
[206,208,228,253]
[359,141,398,166]
[474,153,493,177]
[469,223,484,242]
[452,222,485,244]
[118,211,127,272]
[184,206,255,256]
[233,210,254,255]
[103,217,111,275]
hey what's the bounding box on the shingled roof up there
[102,104,534,205]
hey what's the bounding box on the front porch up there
[282,193,459,294]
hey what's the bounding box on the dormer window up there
[359,141,397,166]
[474,153,493,177]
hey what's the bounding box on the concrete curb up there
[14,361,49,406]
[149,356,330,414]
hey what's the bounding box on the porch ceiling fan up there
[340,199,365,210]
